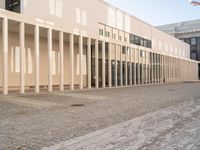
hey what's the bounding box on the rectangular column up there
[160,55,162,83]
[138,50,140,85]
[168,56,170,83]
[166,56,167,82]
[172,57,174,82]
[169,57,171,83]
[2,18,8,95]
[153,53,156,84]
[108,42,112,87]
[162,55,164,83]
[166,56,169,83]
[102,41,106,88]
[145,51,148,84]
[125,47,128,86]
[171,58,173,83]
[129,48,132,86]
[47,28,52,92]
[164,56,167,83]
[141,51,143,85]
[155,54,157,84]
[79,35,83,90]
[141,51,144,84]
[20,22,25,94]
[151,53,154,84]
[174,58,176,82]
[59,31,64,91]
[161,55,163,83]
[120,45,123,86]
[158,54,160,83]
[157,54,159,83]
[115,45,118,87]
[148,53,151,84]
[70,34,74,90]
[134,49,136,85]
[178,58,180,82]
[34,25,40,93]
[87,38,91,89]
[180,59,182,82]
[95,39,99,88]
[173,58,175,82]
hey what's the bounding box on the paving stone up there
[0,83,200,149]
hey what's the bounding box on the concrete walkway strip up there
[42,98,200,150]
[53,92,111,101]
[0,96,60,109]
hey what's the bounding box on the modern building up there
[0,0,198,95]
[157,19,200,79]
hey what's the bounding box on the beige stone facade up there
[0,0,198,95]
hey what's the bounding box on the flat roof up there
[157,19,200,34]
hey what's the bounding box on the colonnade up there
[1,17,198,95]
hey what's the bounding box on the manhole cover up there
[71,104,84,107]
[168,89,175,91]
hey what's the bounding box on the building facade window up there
[112,33,116,40]
[6,0,20,13]
[191,51,197,60]
[134,35,140,45]
[191,37,197,45]
[99,29,104,36]
[129,34,152,48]
[185,38,190,44]
[122,46,126,54]
[140,50,143,57]
[105,31,110,37]
[118,36,122,41]
[124,37,127,42]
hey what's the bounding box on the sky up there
[104,0,200,26]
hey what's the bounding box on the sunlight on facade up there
[49,0,63,18]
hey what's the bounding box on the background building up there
[0,0,198,95]
[157,19,200,78]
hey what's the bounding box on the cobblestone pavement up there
[1,83,200,149]
[44,94,200,150]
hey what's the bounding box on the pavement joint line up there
[1,82,188,97]
[42,97,200,150]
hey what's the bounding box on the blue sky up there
[104,0,200,26]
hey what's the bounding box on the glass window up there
[122,46,126,54]
[6,0,20,13]
[134,36,140,45]
[129,34,151,48]
[140,50,143,57]
[104,30,107,37]
[147,40,152,48]
[119,36,122,41]
[185,38,190,44]
[140,38,144,46]
[129,34,134,44]
[99,29,103,36]
[124,37,127,42]
[144,39,148,47]
[191,45,196,51]
[191,51,197,60]
[107,32,110,38]
[191,38,197,45]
